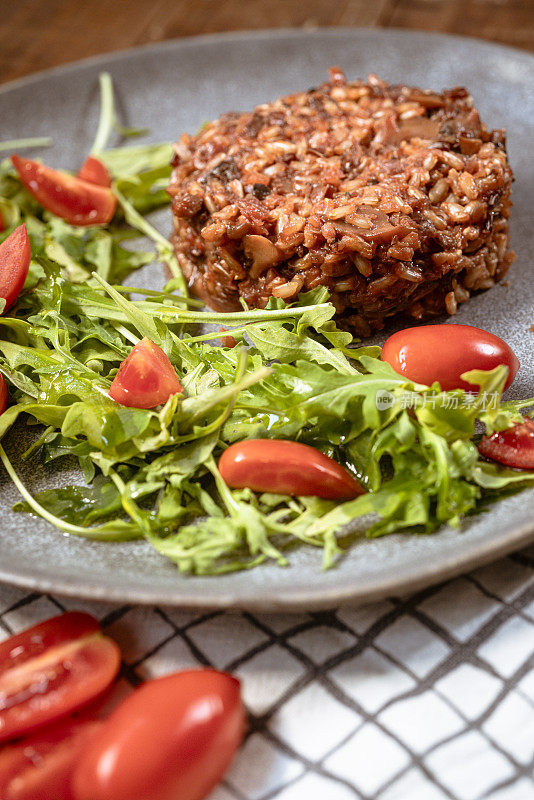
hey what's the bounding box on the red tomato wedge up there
[0,718,102,800]
[219,439,364,499]
[381,324,519,392]
[0,375,8,414]
[77,156,112,188]
[11,155,117,227]
[0,612,121,743]
[479,417,534,470]
[72,669,245,800]
[0,223,31,313]
[109,337,183,409]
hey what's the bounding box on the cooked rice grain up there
[169,69,514,333]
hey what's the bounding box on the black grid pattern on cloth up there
[0,547,533,800]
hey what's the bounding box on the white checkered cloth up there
[1,547,533,800]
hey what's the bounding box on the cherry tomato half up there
[0,717,101,800]
[11,155,117,227]
[479,417,534,470]
[0,612,121,743]
[72,669,245,800]
[381,324,519,392]
[0,375,8,414]
[0,223,31,313]
[219,439,364,499]
[77,156,112,188]
[109,337,184,409]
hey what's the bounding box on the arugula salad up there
[0,74,532,576]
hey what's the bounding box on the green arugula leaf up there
[1,70,533,576]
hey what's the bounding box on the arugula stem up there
[181,364,272,426]
[22,426,55,461]
[109,285,203,307]
[94,272,332,330]
[183,326,247,344]
[501,397,534,412]
[204,349,248,432]
[48,314,107,378]
[113,188,171,250]
[109,470,151,535]
[0,443,139,540]
[112,323,140,345]
[112,187,188,295]
[157,303,334,325]
[92,273,160,340]
[0,137,52,152]
[90,72,115,154]
[206,457,242,515]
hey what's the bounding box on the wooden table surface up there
[2,0,533,85]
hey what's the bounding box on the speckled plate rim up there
[3,26,534,96]
[0,27,533,610]
[0,517,533,611]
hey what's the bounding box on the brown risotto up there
[168,69,514,335]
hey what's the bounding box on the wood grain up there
[1,0,532,86]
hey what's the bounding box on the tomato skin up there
[0,718,102,800]
[109,337,183,409]
[381,324,519,392]
[72,670,245,800]
[0,375,8,414]
[11,155,117,227]
[219,439,364,499]
[77,156,112,188]
[219,328,237,348]
[0,612,121,743]
[0,611,99,669]
[0,223,31,313]
[479,417,534,470]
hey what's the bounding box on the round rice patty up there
[168,69,514,334]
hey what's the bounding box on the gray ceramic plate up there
[0,28,533,610]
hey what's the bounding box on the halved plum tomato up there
[11,155,117,227]
[0,223,31,313]
[381,324,519,392]
[72,669,245,800]
[77,156,112,188]
[109,337,184,409]
[0,375,8,414]
[219,439,364,499]
[0,717,102,800]
[479,417,534,470]
[0,612,121,743]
